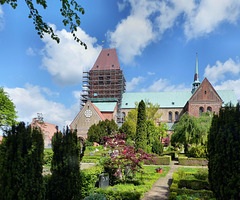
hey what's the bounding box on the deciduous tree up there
[1,0,87,47]
[0,87,17,129]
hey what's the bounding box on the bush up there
[193,168,208,180]
[178,157,208,166]
[84,193,106,200]
[152,139,163,155]
[178,179,210,190]
[79,166,104,199]
[144,156,171,165]
[189,146,207,158]
[43,149,53,167]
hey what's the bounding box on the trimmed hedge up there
[178,179,210,190]
[82,159,99,163]
[178,157,208,166]
[169,171,215,200]
[144,156,171,165]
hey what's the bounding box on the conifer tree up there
[208,104,240,200]
[0,122,44,200]
[135,100,147,151]
[48,127,82,200]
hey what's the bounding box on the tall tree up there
[0,87,17,129]
[1,0,87,47]
[198,112,212,145]
[208,104,240,200]
[171,113,201,152]
[135,100,147,151]
[48,128,82,200]
[87,119,118,143]
[0,122,44,200]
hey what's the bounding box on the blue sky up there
[1,0,240,127]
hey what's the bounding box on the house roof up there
[121,90,238,109]
[216,90,238,106]
[31,119,58,139]
[90,49,121,71]
[90,101,106,120]
[121,91,192,108]
[93,102,117,112]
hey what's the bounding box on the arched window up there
[175,112,179,121]
[207,106,212,112]
[169,112,172,122]
[122,112,126,122]
[199,107,204,117]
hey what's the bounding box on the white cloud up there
[108,0,158,64]
[41,25,102,86]
[108,0,240,64]
[147,72,155,76]
[26,47,37,56]
[204,58,240,84]
[126,76,145,91]
[141,78,190,92]
[215,79,240,100]
[4,84,78,127]
[0,6,4,30]
[184,0,240,39]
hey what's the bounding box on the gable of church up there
[186,78,223,117]
[189,78,223,104]
[70,100,105,138]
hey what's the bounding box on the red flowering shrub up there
[102,134,155,181]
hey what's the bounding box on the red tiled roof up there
[91,49,121,71]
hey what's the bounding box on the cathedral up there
[70,49,238,139]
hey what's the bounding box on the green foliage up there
[120,109,137,140]
[135,100,147,151]
[171,113,201,152]
[208,104,240,200]
[193,168,208,181]
[85,193,107,200]
[43,149,53,167]
[178,157,208,166]
[47,128,82,200]
[144,156,171,165]
[95,166,170,200]
[198,112,213,145]
[79,166,104,199]
[189,145,207,158]
[0,0,87,47]
[152,139,163,155]
[0,122,44,200]
[87,119,118,144]
[0,87,17,129]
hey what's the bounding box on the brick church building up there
[70,49,238,139]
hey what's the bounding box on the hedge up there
[178,157,208,166]
[169,171,215,200]
[178,179,210,190]
[144,156,171,165]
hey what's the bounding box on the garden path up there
[141,161,207,200]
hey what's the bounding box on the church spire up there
[192,53,201,94]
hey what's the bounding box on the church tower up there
[192,53,201,94]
